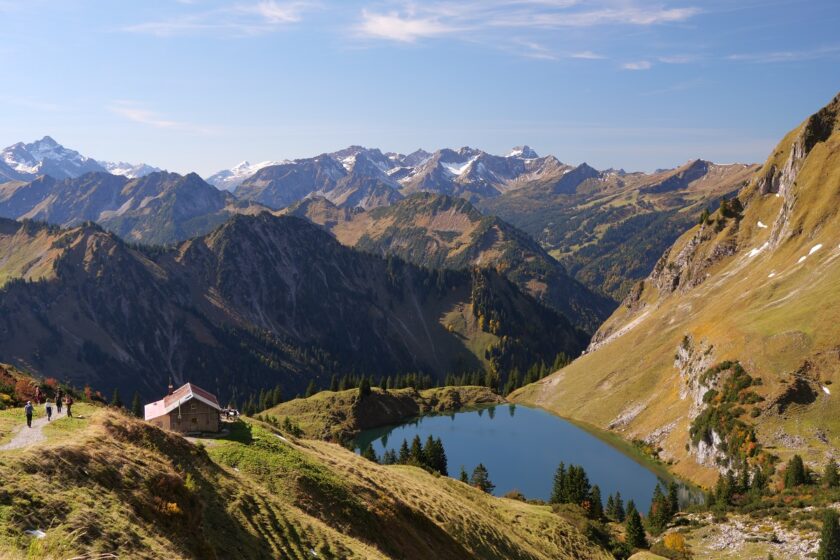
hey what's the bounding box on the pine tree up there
[358,377,371,399]
[398,439,410,463]
[409,435,424,464]
[382,449,398,465]
[271,385,283,407]
[110,388,122,408]
[589,485,603,520]
[459,466,469,483]
[130,391,142,418]
[361,445,379,463]
[818,509,840,560]
[785,455,808,488]
[471,463,495,494]
[566,465,590,505]
[550,462,567,504]
[329,375,338,392]
[605,494,616,520]
[305,380,317,398]
[824,459,839,488]
[423,436,448,476]
[625,501,647,549]
[648,484,667,533]
[751,465,768,494]
[614,491,626,522]
[667,481,679,518]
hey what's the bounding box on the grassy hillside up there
[263,385,504,441]
[0,405,610,560]
[512,93,840,487]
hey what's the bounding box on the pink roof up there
[144,382,221,421]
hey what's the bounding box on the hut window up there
[191,417,197,424]
[190,403,197,411]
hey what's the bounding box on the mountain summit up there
[0,136,159,182]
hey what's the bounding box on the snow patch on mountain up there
[98,161,161,178]
[1,136,106,180]
[207,160,286,191]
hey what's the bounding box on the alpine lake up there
[356,403,702,511]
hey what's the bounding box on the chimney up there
[167,378,174,396]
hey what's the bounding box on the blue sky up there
[1,0,838,175]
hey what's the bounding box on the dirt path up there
[0,414,54,451]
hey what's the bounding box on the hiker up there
[24,401,33,428]
[65,395,73,418]
[55,390,63,413]
[45,399,53,422]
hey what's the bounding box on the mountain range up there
[0,137,754,305]
[512,92,840,486]
[0,213,585,401]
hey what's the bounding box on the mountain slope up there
[0,171,267,245]
[480,160,758,301]
[288,193,612,333]
[0,214,586,402]
[511,92,840,486]
[0,405,609,559]
[0,136,106,181]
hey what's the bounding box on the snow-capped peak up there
[508,145,539,159]
[206,160,286,191]
[98,160,162,179]
[1,136,106,180]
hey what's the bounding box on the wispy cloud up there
[622,60,652,70]
[727,44,840,63]
[357,9,459,42]
[108,101,216,134]
[571,50,606,59]
[0,95,61,112]
[123,1,313,37]
[657,54,696,64]
[356,1,700,43]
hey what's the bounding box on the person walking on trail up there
[55,390,63,413]
[65,395,73,418]
[24,401,34,428]
[45,399,53,422]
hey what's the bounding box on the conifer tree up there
[131,391,142,418]
[398,439,410,463]
[824,459,839,488]
[471,463,495,494]
[459,465,469,483]
[614,491,626,522]
[625,501,647,549]
[305,380,317,398]
[110,388,122,408]
[361,445,379,463]
[358,377,372,399]
[818,509,840,560]
[550,462,567,504]
[605,494,616,520]
[271,385,283,407]
[409,435,424,464]
[382,449,398,465]
[667,481,679,518]
[329,375,338,392]
[589,485,603,520]
[785,455,808,488]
